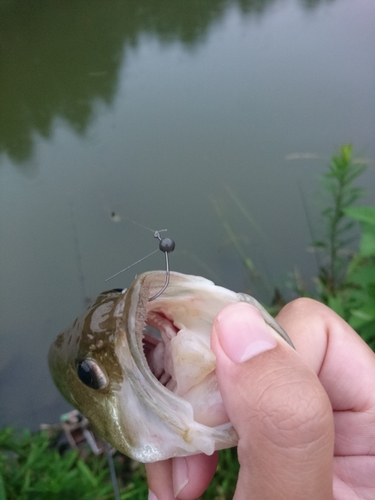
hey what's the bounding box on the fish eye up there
[76,359,108,390]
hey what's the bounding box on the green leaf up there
[327,295,346,318]
[346,254,364,274]
[349,308,375,331]
[343,167,366,185]
[342,191,364,206]
[312,241,327,248]
[359,224,375,257]
[76,460,97,488]
[347,265,375,286]
[344,206,375,226]
[368,283,375,299]
[356,321,375,344]
[358,302,375,318]
[244,258,255,272]
[341,143,353,163]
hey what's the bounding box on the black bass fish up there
[49,271,293,462]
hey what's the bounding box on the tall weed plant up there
[311,144,375,349]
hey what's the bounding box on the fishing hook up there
[148,231,175,302]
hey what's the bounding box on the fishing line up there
[105,441,120,500]
[105,228,176,301]
[130,219,168,235]
[105,249,159,281]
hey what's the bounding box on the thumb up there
[211,303,334,500]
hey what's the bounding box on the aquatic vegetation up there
[327,205,375,350]
[311,144,366,295]
[307,145,375,349]
[213,145,375,350]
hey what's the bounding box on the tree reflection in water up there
[0,0,331,164]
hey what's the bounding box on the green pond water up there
[0,0,374,429]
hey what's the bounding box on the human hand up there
[146,298,375,499]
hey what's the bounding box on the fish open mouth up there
[126,271,232,427]
[142,311,178,389]
[125,271,293,430]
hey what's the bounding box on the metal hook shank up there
[148,251,170,302]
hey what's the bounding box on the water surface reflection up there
[0,0,333,164]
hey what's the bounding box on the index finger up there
[276,298,375,457]
[276,298,375,411]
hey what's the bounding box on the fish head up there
[48,289,131,449]
[49,271,292,462]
